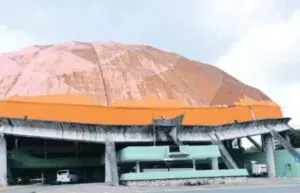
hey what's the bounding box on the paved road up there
[0,185,56,193]
[1,183,137,193]
[2,183,300,193]
[145,184,300,193]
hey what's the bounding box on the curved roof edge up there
[4,94,280,109]
[0,99,283,125]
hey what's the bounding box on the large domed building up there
[0,41,276,107]
[0,41,294,187]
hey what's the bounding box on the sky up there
[0,0,300,128]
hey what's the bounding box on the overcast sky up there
[1,0,300,127]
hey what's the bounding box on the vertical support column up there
[211,157,219,170]
[105,140,119,186]
[75,141,79,157]
[262,134,276,178]
[44,140,48,158]
[0,135,7,187]
[227,140,233,150]
[41,170,44,184]
[136,161,140,173]
[153,124,156,146]
[14,137,19,149]
[192,159,196,170]
[237,138,242,150]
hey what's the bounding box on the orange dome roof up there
[0,41,282,125]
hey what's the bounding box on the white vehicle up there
[251,161,267,176]
[56,170,81,184]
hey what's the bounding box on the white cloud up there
[216,9,300,126]
[0,25,40,53]
[280,83,300,128]
[195,0,281,39]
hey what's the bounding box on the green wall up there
[117,145,220,162]
[8,150,104,169]
[242,148,300,178]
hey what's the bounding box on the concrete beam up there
[262,134,276,178]
[246,136,263,151]
[0,134,7,187]
[285,132,291,144]
[0,118,292,143]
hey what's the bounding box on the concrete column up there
[44,140,47,158]
[237,138,242,150]
[75,141,79,157]
[225,140,233,150]
[41,170,44,184]
[105,140,119,186]
[14,137,18,149]
[262,134,276,178]
[0,135,7,187]
[136,161,140,173]
[211,157,219,170]
[192,159,196,170]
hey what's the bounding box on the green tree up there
[288,129,300,148]
[245,145,259,153]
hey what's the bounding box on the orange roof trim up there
[0,95,283,126]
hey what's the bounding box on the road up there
[0,183,136,193]
[144,184,300,193]
[1,182,300,193]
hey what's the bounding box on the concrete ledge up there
[124,177,247,187]
[120,169,249,181]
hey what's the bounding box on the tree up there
[288,129,300,148]
[245,145,259,153]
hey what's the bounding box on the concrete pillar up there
[105,140,119,186]
[237,138,242,150]
[41,170,44,184]
[75,141,79,157]
[0,135,7,187]
[226,140,233,150]
[136,161,140,173]
[44,140,47,158]
[192,159,196,170]
[262,134,276,178]
[211,157,219,170]
[14,137,18,149]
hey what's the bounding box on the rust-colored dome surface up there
[0,41,283,125]
[0,41,276,107]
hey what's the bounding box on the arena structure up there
[0,41,297,187]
